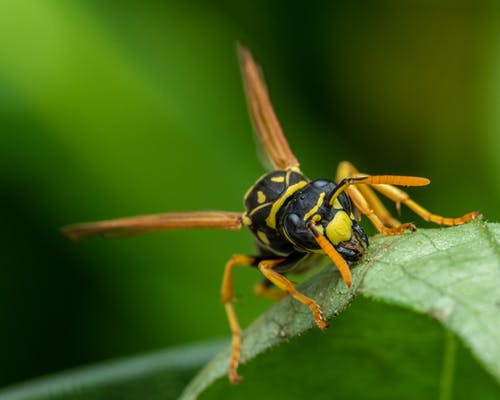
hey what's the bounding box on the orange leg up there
[370,183,480,226]
[346,184,416,235]
[337,161,407,232]
[221,254,257,384]
[258,259,328,330]
[253,280,287,301]
[222,255,325,383]
[336,161,479,231]
[353,183,402,228]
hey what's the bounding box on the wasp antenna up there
[329,175,430,206]
[360,175,430,187]
[307,223,352,287]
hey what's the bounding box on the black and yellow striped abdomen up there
[243,168,309,256]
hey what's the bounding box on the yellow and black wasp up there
[63,45,479,383]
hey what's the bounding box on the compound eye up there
[337,192,352,213]
[284,213,302,231]
[283,213,316,249]
[283,213,305,239]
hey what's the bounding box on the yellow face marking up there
[257,230,271,245]
[325,211,353,245]
[303,192,325,221]
[332,198,342,209]
[266,180,308,229]
[271,176,285,183]
[257,191,266,204]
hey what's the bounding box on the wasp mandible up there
[63,45,479,384]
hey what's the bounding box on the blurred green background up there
[1,0,499,389]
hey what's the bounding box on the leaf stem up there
[439,329,457,400]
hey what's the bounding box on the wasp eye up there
[337,192,352,214]
[284,213,301,229]
[282,212,317,250]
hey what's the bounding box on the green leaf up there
[181,220,500,399]
[199,299,500,400]
[360,220,500,383]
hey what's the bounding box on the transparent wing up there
[238,44,299,171]
[62,211,243,241]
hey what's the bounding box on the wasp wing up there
[238,44,299,171]
[62,211,243,241]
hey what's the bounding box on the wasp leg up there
[221,254,259,384]
[336,161,402,228]
[370,183,480,226]
[345,184,416,235]
[335,160,479,230]
[254,278,287,301]
[258,259,328,330]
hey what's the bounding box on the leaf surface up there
[181,221,500,399]
[200,298,500,400]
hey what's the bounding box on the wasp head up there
[280,179,368,260]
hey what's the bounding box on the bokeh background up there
[1,0,499,389]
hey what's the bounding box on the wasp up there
[63,45,479,384]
